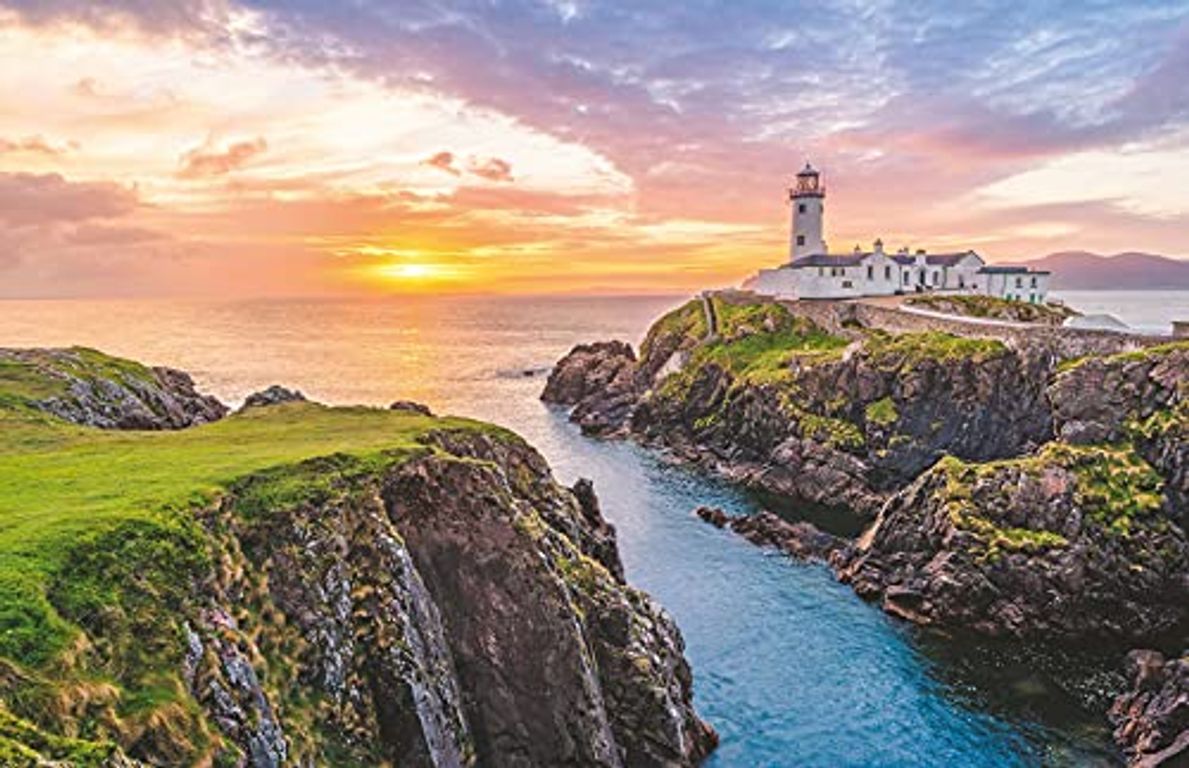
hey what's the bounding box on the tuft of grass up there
[864,397,898,428]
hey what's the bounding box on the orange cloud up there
[0,135,73,156]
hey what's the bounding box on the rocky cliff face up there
[836,443,1188,641]
[178,430,714,767]
[546,297,1054,518]
[1110,650,1189,767]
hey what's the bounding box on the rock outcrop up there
[836,444,1188,640]
[1110,650,1189,767]
[695,507,846,562]
[0,346,227,428]
[542,341,640,435]
[390,399,434,416]
[546,297,1054,518]
[240,384,307,409]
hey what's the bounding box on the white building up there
[745,164,1051,303]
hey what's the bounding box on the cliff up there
[544,294,1187,764]
[0,348,715,766]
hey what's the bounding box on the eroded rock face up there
[186,430,714,767]
[836,445,1189,641]
[542,341,640,435]
[1051,345,1189,516]
[1,347,228,429]
[1110,650,1189,767]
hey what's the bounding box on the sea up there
[1,290,1185,768]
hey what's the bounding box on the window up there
[1015,277,1023,288]
[959,276,965,288]
[797,235,806,246]
[867,265,874,280]
[819,267,825,277]
[932,271,939,285]
[1031,276,1037,287]
[885,266,892,280]
[842,280,854,288]
[798,203,806,214]
[903,271,910,285]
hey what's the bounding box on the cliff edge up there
[0,347,715,766]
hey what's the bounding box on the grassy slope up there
[905,294,1076,324]
[0,350,503,763]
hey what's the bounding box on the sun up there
[375,262,437,281]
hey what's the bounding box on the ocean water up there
[1053,290,1189,335]
[2,291,1180,767]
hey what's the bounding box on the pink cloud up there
[468,156,514,182]
[0,172,137,225]
[178,137,268,179]
[423,150,461,176]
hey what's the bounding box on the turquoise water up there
[0,293,1153,766]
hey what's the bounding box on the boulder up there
[241,385,307,410]
[389,399,434,417]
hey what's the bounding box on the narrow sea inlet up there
[0,294,1155,766]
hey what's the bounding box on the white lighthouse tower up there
[789,163,826,261]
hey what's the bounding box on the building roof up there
[790,250,984,269]
[789,252,867,268]
[977,265,1049,274]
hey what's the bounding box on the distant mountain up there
[1012,251,1189,290]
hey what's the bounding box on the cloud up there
[423,150,461,176]
[177,136,268,178]
[423,152,514,182]
[0,0,234,36]
[0,172,137,225]
[0,135,73,156]
[469,156,514,182]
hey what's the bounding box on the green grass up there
[863,330,1007,367]
[865,397,898,427]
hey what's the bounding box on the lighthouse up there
[789,163,826,261]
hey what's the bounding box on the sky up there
[1,1,1188,298]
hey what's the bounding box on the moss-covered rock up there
[0,347,227,429]
[838,442,1188,641]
